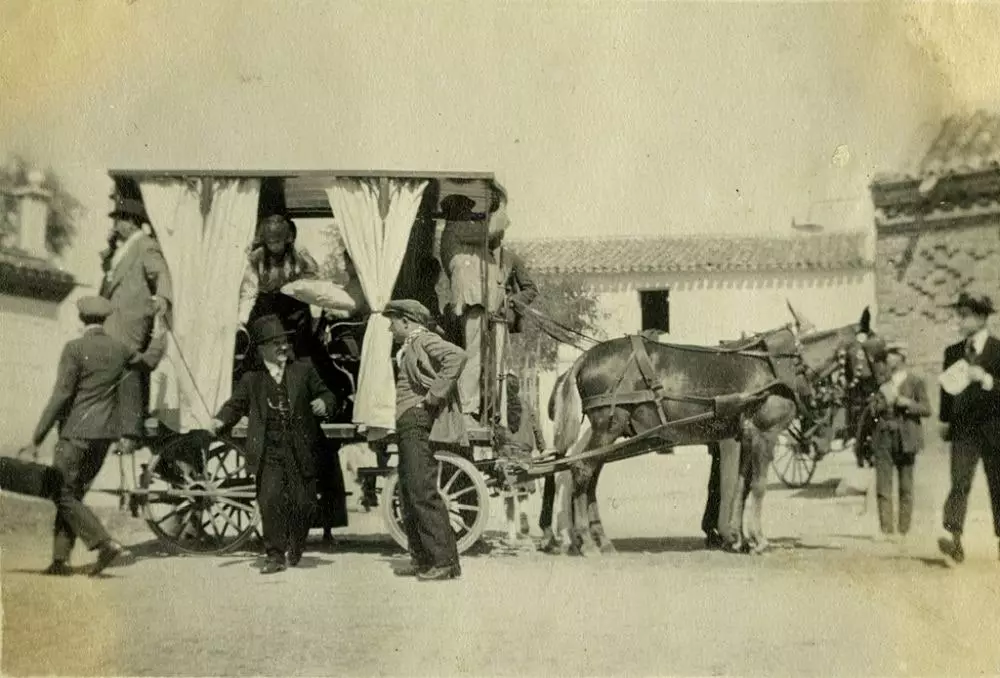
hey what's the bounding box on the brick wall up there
[875,219,1000,415]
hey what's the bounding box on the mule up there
[538,311,875,556]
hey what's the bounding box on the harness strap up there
[629,335,669,425]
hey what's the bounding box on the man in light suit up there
[100,196,173,434]
[938,292,1000,564]
[23,297,139,576]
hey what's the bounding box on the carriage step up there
[357,467,392,479]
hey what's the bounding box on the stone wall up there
[875,219,1000,415]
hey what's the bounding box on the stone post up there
[12,169,52,259]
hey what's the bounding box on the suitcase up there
[0,454,64,500]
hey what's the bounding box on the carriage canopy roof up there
[108,170,498,220]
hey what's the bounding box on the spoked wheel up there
[140,432,259,554]
[771,419,819,488]
[381,451,490,555]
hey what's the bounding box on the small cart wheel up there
[141,432,259,554]
[771,419,819,489]
[381,450,490,555]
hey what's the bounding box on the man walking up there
[23,297,138,576]
[210,315,336,574]
[384,299,466,581]
[870,341,930,542]
[938,292,1000,564]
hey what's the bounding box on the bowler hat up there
[248,315,294,345]
[109,196,148,223]
[76,295,113,320]
[949,291,995,316]
[383,299,433,327]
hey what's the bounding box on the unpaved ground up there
[3,444,1000,677]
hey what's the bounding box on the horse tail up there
[550,355,586,453]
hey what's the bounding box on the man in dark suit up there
[23,297,139,576]
[210,315,337,574]
[938,292,1000,564]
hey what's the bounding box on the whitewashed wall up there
[536,267,875,448]
[0,294,76,457]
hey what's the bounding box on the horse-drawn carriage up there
[114,169,515,556]
[104,167,884,559]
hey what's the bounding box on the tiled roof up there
[0,248,76,302]
[505,232,871,275]
[874,110,1000,183]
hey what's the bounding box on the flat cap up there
[76,295,113,320]
[383,299,433,327]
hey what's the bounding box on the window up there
[640,289,670,334]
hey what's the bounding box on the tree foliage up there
[1,155,82,257]
[508,273,605,372]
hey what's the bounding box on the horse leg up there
[570,463,599,556]
[586,463,616,555]
[538,468,561,552]
[744,430,772,554]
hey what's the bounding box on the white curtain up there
[140,177,261,432]
[325,177,428,433]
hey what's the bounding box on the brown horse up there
[538,311,874,556]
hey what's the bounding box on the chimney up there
[12,169,52,259]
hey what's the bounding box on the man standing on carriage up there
[99,195,173,434]
[384,299,467,581]
[438,186,538,426]
[210,315,337,574]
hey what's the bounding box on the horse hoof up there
[538,537,561,554]
[599,542,618,555]
[565,543,584,557]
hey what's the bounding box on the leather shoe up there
[261,558,286,575]
[43,561,73,576]
[416,564,461,581]
[938,535,965,564]
[288,549,304,567]
[394,561,430,577]
[89,541,129,577]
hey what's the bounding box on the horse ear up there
[859,307,871,334]
[786,300,802,332]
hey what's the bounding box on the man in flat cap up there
[210,314,336,574]
[938,291,1000,564]
[23,296,143,576]
[384,299,467,581]
[870,340,930,544]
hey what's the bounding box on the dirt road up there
[3,445,1000,676]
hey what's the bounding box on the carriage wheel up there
[141,434,259,555]
[380,451,490,555]
[771,419,819,489]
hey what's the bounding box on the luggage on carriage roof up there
[0,454,64,500]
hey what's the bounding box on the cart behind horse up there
[106,169,518,556]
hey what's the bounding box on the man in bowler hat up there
[938,292,1000,564]
[384,299,466,581]
[210,315,336,574]
[23,296,140,576]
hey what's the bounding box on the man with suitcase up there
[22,296,140,577]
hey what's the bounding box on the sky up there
[3,0,1000,288]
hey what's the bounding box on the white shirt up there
[968,328,990,356]
[966,328,994,391]
[106,230,144,281]
[263,358,286,384]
